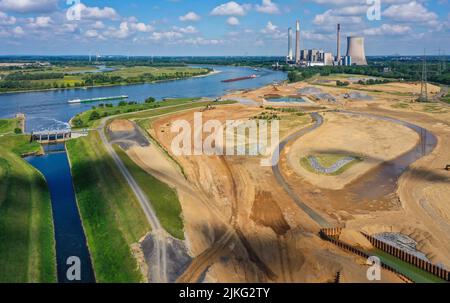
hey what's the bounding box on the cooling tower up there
[295,20,300,63]
[346,36,367,65]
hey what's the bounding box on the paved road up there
[98,118,168,283]
[272,113,332,228]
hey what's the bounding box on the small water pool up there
[266,96,306,103]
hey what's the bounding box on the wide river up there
[0,65,286,131]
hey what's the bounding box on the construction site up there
[103,73,450,283]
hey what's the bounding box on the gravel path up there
[307,156,356,174]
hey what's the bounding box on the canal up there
[26,144,95,283]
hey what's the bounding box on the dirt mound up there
[250,191,291,236]
[109,119,134,132]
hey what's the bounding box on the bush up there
[14,128,22,134]
[336,80,350,87]
[89,111,101,121]
[72,118,84,128]
[145,97,156,103]
[118,101,128,106]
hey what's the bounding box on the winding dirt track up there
[273,110,438,229]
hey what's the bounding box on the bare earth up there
[119,77,449,283]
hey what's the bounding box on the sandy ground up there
[114,76,450,283]
[124,103,404,283]
[287,112,419,190]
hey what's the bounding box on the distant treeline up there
[82,69,210,86]
[286,61,450,85]
[5,72,64,81]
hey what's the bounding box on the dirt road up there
[98,118,168,283]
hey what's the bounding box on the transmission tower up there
[419,50,428,103]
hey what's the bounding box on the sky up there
[0,0,449,56]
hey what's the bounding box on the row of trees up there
[82,70,210,86]
[5,72,64,81]
[285,62,450,85]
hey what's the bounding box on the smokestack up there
[336,24,341,62]
[288,27,293,61]
[346,36,367,65]
[295,20,300,63]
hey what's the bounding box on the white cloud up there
[74,3,119,20]
[85,29,99,38]
[179,11,200,22]
[0,0,58,13]
[92,21,105,29]
[150,31,183,41]
[313,9,363,26]
[181,37,224,46]
[211,2,249,16]
[173,25,198,34]
[227,16,240,26]
[12,26,24,36]
[261,21,286,39]
[383,1,438,23]
[105,21,153,39]
[27,16,52,28]
[0,10,15,25]
[255,0,280,14]
[363,24,412,36]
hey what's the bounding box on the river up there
[0,65,286,132]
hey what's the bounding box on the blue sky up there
[0,0,449,56]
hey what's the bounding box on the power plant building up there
[284,22,366,67]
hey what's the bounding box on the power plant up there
[346,36,368,66]
[285,22,368,67]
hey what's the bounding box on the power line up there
[419,49,428,103]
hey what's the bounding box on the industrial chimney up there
[295,20,300,63]
[336,24,341,62]
[288,27,293,61]
[346,36,367,65]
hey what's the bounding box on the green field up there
[115,146,184,240]
[300,154,362,176]
[0,65,210,93]
[66,132,150,282]
[0,134,56,282]
[72,98,202,129]
[0,118,18,134]
[440,93,450,104]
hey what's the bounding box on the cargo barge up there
[68,95,128,104]
[221,75,257,83]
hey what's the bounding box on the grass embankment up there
[300,154,362,176]
[0,118,18,134]
[370,249,446,283]
[115,147,184,240]
[72,98,202,129]
[0,134,56,282]
[66,132,150,282]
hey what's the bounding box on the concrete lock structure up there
[346,36,367,66]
